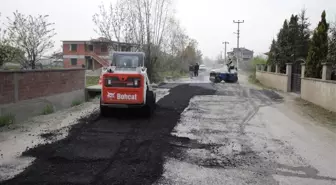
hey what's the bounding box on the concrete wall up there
[301,78,336,112]
[0,69,86,123]
[256,71,289,92]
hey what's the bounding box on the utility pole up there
[222,41,229,64]
[233,20,244,70]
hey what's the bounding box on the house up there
[227,47,254,62]
[62,38,139,70]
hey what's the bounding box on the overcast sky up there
[1,0,336,59]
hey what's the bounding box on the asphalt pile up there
[1,84,216,185]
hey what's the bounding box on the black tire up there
[214,77,221,83]
[100,98,109,117]
[143,90,156,117]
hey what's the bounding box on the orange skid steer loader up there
[100,52,156,117]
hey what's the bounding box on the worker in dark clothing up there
[189,64,194,78]
[194,63,200,77]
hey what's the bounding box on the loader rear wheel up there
[143,90,156,117]
[100,97,109,117]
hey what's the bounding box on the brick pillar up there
[275,64,280,73]
[322,63,332,80]
[301,63,306,78]
[267,65,272,72]
[286,63,292,92]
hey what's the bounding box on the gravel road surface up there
[1,71,335,185]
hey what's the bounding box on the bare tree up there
[6,11,56,69]
[93,1,130,50]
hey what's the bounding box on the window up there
[69,44,77,52]
[71,58,77,66]
[88,45,93,51]
[101,44,108,52]
[112,53,144,68]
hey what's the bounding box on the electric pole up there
[222,41,229,64]
[233,20,244,70]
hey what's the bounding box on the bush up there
[0,113,15,127]
[41,104,54,115]
[71,99,83,107]
[86,76,100,87]
[248,73,261,85]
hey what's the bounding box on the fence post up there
[286,63,292,92]
[322,62,332,80]
[301,63,306,78]
[256,64,259,71]
[275,64,280,73]
[267,65,272,72]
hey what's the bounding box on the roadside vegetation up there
[266,9,335,78]
[92,0,203,83]
[294,98,336,127]
[71,99,83,107]
[247,56,267,86]
[0,113,15,127]
[86,76,100,87]
[0,12,56,70]
[41,104,54,115]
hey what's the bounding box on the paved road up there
[1,71,336,185]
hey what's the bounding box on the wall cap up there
[321,62,332,66]
[302,77,336,84]
[256,71,287,76]
[0,68,85,73]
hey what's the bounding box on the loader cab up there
[111,52,145,69]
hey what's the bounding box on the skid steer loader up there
[99,51,156,117]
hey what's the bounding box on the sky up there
[1,0,336,59]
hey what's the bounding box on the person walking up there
[194,63,200,77]
[189,64,194,78]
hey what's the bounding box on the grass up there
[41,104,54,115]
[0,113,15,127]
[294,98,336,126]
[71,99,83,107]
[248,72,263,87]
[160,71,188,79]
[86,76,100,87]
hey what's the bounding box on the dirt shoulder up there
[240,72,336,131]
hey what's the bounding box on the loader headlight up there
[134,78,140,86]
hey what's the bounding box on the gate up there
[291,60,302,93]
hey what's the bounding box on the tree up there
[327,22,336,64]
[92,1,129,50]
[276,20,291,69]
[93,0,174,81]
[6,11,56,69]
[267,39,278,65]
[288,14,300,61]
[306,10,329,78]
[297,9,311,60]
[0,44,24,67]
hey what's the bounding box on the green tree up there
[327,22,336,64]
[288,14,300,61]
[306,10,329,78]
[276,20,291,69]
[297,9,311,60]
[0,44,24,67]
[267,39,278,65]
